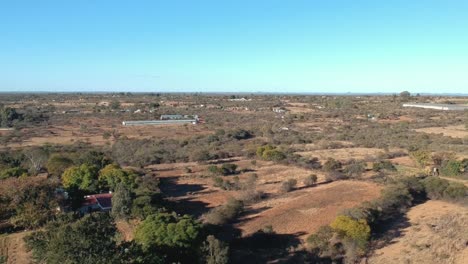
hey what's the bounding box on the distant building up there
[160,114,185,120]
[78,193,112,214]
[402,103,468,111]
[273,107,287,113]
[228,97,251,102]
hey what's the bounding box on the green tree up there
[0,107,23,127]
[330,215,371,250]
[98,164,137,190]
[111,183,132,220]
[440,159,462,177]
[25,213,119,264]
[62,164,99,192]
[135,212,201,249]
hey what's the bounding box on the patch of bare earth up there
[369,200,468,264]
[0,231,32,264]
[414,125,468,139]
[237,180,381,240]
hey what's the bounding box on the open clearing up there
[237,181,381,239]
[0,231,32,264]
[297,147,387,162]
[415,125,468,139]
[369,200,468,264]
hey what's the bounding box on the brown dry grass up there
[237,180,381,240]
[369,200,468,264]
[297,147,387,162]
[415,125,468,139]
[4,116,211,149]
[0,231,32,264]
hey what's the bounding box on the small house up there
[78,193,112,214]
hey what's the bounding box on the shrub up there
[220,163,238,175]
[303,174,318,187]
[372,160,396,172]
[330,215,370,250]
[306,225,334,254]
[256,145,286,161]
[423,176,450,199]
[0,166,27,179]
[344,161,365,178]
[280,179,297,193]
[410,150,431,167]
[443,182,467,200]
[440,159,463,177]
[323,158,342,172]
[201,235,229,264]
[204,198,244,225]
[229,129,253,140]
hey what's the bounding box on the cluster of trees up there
[25,213,165,264]
[0,105,48,129]
[411,150,468,177]
[111,129,254,167]
[0,177,60,229]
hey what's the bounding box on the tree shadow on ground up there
[229,231,308,264]
[159,176,205,197]
[159,177,212,217]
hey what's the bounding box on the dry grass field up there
[415,125,468,139]
[237,180,381,239]
[3,116,211,149]
[148,159,381,241]
[297,147,387,162]
[369,200,468,264]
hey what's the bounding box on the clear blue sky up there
[1,0,468,93]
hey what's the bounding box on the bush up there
[303,174,318,187]
[256,145,286,161]
[344,161,365,178]
[0,166,27,179]
[280,179,297,193]
[306,225,334,254]
[440,159,463,177]
[201,235,229,264]
[372,160,396,172]
[204,198,244,225]
[323,158,342,172]
[423,176,450,199]
[410,150,431,167]
[220,163,238,175]
[443,182,467,200]
[330,215,370,250]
